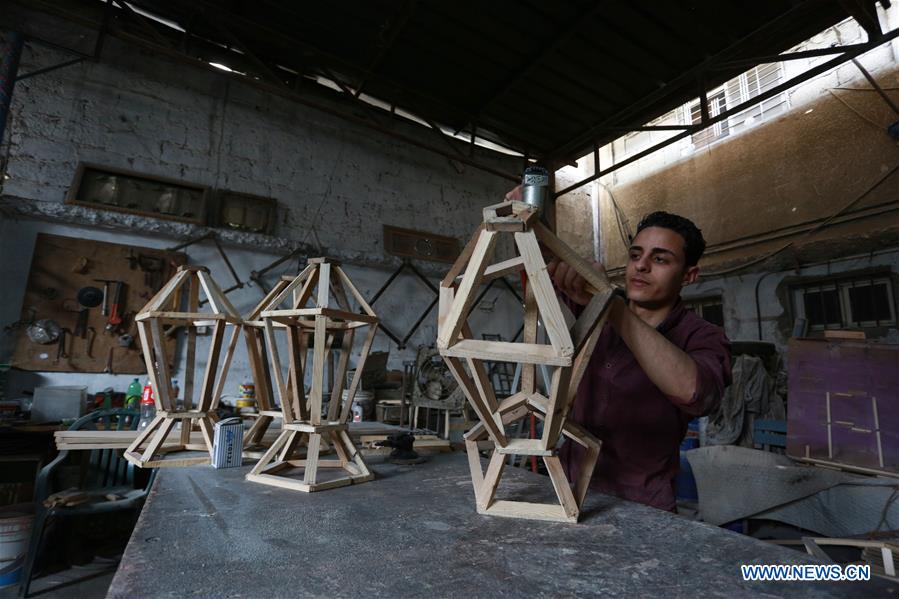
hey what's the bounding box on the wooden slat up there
[263,318,292,423]
[515,230,573,356]
[533,221,612,296]
[437,228,496,348]
[444,356,507,447]
[334,266,376,317]
[197,321,224,412]
[148,318,175,411]
[440,222,486,288]
[443,339,570,366]
[339,324,378,423]
[142,269,190,313]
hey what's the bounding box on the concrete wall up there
[0,35,524,398]
[554,26,899,350]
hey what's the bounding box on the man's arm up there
[606,298,699,403]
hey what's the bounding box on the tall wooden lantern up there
[241,275,295,453]
[126,266,242,468]
[437,200,615,523]
[246,258,379,492]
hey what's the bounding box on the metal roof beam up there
[471,1,604,117]
[553,26,899,198]
[353,0,417,98]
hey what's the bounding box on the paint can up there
[0,504,34,588]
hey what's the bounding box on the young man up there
[548,211,731,512]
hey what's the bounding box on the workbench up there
[108,452,890,597]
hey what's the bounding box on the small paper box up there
[212,417,244,469]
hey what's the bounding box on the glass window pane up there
[804,288,841,326]
[848,283,892,323]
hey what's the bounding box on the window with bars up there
[689,63,788,148]
[792,276,897,331]
[684,296,725,328]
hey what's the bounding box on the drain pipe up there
[0,32,24,151]
[754,270,778,341]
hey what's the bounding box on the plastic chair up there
[753,419,787,451]
[18,409,156,598]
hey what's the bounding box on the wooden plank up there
[137,321,165,409]
[570,289,613,352]
[308,316,327,426]
[148,318,175,411]
[181,275,199,445]
[542,365,573,448]
[144,268,190,313]
[520,281,538,395]
[480,256,525,281]
[437,228,497,349]
[465,439,484,498]
[481,500,576,523]
[315,262,331,310]
[261,308,378,324]
[210,324,240,411]
[515,230,573,356]
[545,455,579,519]
[444,356,507,447]
[285,326,308,421]
[247,430,292,477]
[443,339,570,366]
[574,444,600,508]
[247,274,303,321]
[303,433,322,485]
[334,266,376,317]
[339,324,378,423]
[197,321,224,412]
[533,222,611,296]
[328,327,355,421]
[495,438,554,456]
[263,319,292,423]
[476,450,505,509]
[440,222,486,288]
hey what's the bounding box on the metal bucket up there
[0,503,34,588]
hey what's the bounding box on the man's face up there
[625,226,699,307]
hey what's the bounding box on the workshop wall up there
[0,36,524,397]
[555,46,899,349]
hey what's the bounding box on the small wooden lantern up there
[126,266,242,468]
[246,258,379,492]
[438,200,615,523]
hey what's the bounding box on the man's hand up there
[505,185,523,202]
[547,258,604,306]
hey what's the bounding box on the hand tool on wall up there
[85,327,96,358]
[106,281,126,332]
[55,328,69,364]
[104,346,114,374]
[93,279,117,316]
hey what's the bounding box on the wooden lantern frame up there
[246,258,380,492]
[126,266,242,468]
[241,274,294,453]
[438,200,615,523]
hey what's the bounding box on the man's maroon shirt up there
[559,299,731,512]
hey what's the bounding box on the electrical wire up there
[828,89,886,130]
[701,161,899,278]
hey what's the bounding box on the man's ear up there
[683,265,699,286]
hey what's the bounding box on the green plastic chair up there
[18,409,156,598]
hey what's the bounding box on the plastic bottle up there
[137,381,156,431]
[125,378,141,411]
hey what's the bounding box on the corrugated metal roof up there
[19,0,878,164]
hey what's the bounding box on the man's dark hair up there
[635,211,706,268]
